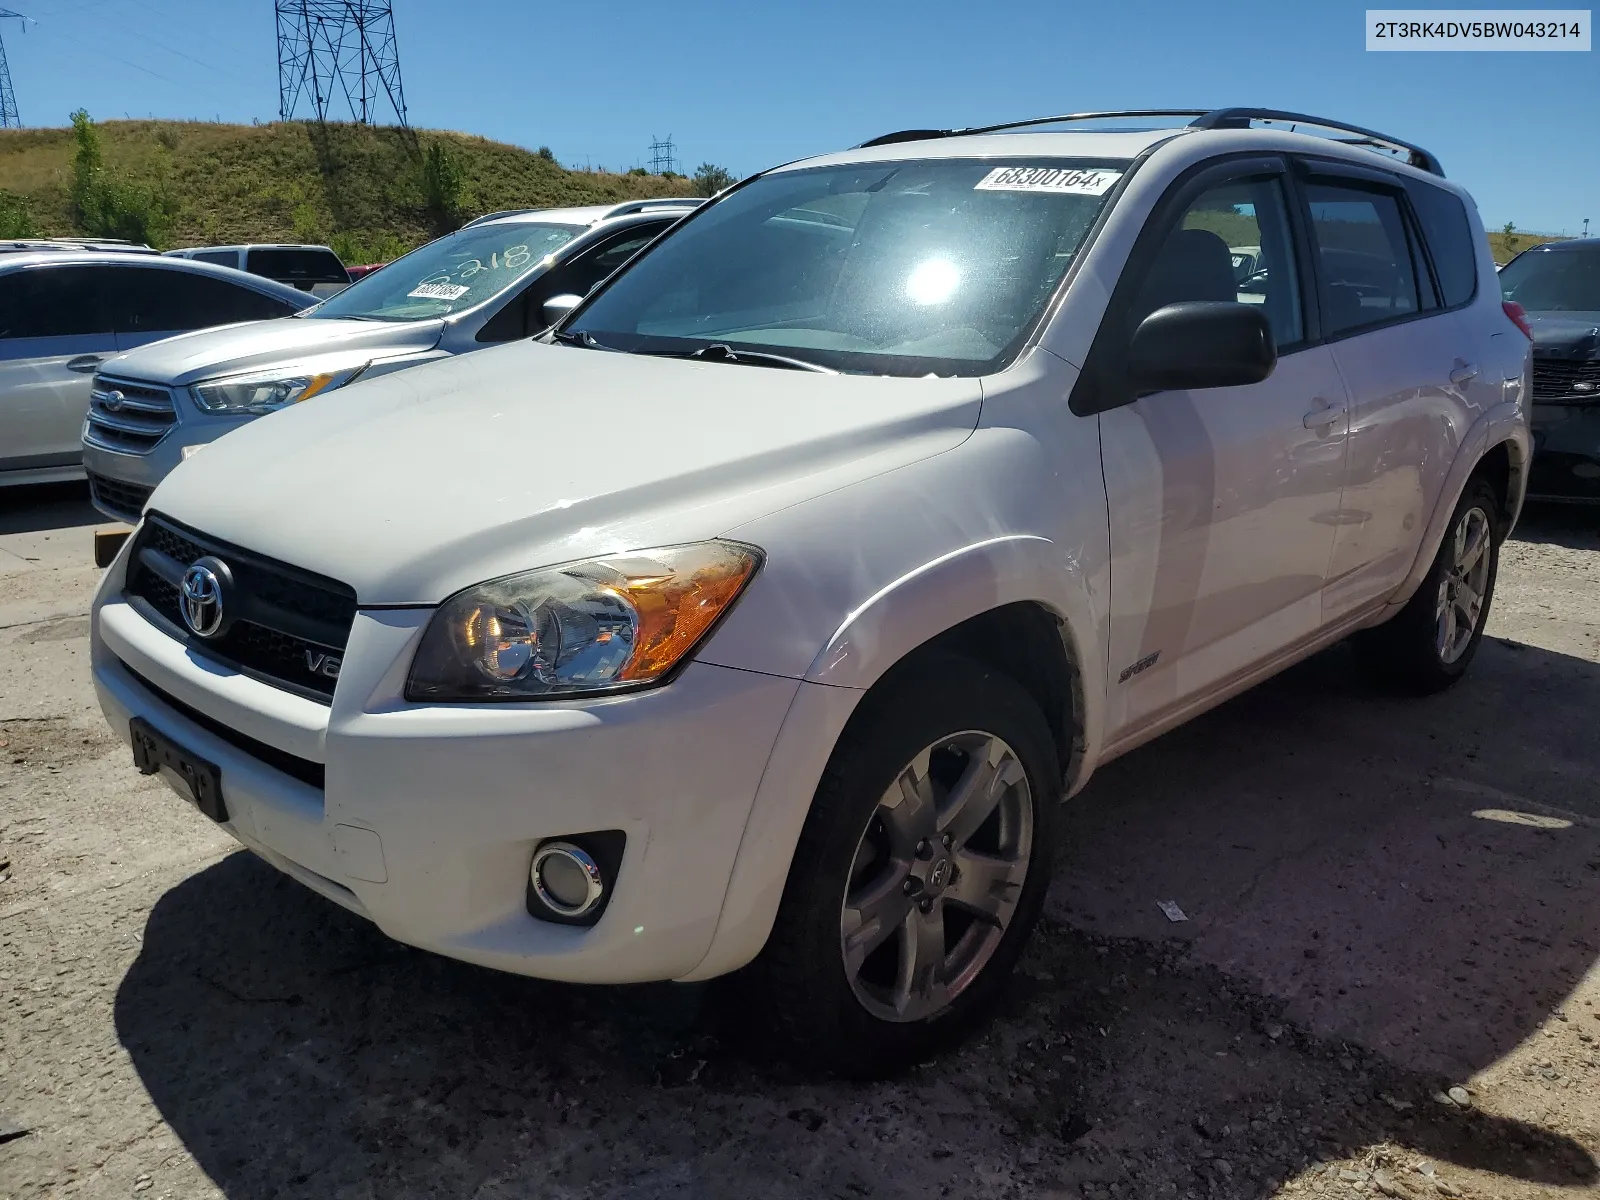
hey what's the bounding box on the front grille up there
[87,473,153,521]
[1532,358,1600,404]
[84,376,177,454]
[123,514,358,703]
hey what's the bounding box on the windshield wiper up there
[550,327,610,350]
[647,343,837,373]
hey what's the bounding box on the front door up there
[1098,166,1350,741]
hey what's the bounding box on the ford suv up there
[89,109,1531,1075]
[82,200,698,523]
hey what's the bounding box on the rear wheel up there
[749,654,1059,1078]
[1354,476,1503,693]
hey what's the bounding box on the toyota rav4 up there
[90,109,1532,1076]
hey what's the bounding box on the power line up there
[275,1,407,126]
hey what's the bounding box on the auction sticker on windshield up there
[974,166,1123,195]
[408,281,473,301]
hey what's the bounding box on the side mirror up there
[540,294,584,328]
[1128,301,1277,393]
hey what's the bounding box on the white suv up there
[90,109,1531,1075]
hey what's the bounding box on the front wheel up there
[1354,476,1503,693]
[747,653,1059,1078]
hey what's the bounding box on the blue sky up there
[5,0,1596,234]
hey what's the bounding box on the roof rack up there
[856,107,1444,176]
[604,198,703,218]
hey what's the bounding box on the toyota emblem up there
[179,558,229,638]
[103,390,126,413]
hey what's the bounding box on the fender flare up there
[679,534,1106,982]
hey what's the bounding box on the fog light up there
[530,842,604,919]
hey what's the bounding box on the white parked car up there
[90,108,1531,1075]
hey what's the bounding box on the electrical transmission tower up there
[275,1,408,126]
[647,134,679,176]
[0,8,31,130]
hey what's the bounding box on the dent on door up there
[1321,313,1474,622]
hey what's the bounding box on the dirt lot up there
[4,483,1600,1200]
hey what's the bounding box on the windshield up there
[564,158,1127,376]
[1500,249,1600,313]
[307,222,583,321]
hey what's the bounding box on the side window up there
[554,227,667,300]
[477,226,669,343]
[1130,175,1304,349]
[113,268,295,334]
[1304,182,1420,337]
[193,250,239,268]
[0,266,112,339]
[1406,182,1479,309]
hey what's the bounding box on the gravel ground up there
[3,483,1600,1200]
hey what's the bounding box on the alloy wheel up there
[839,731,1034,1023]
[1436,505,1492,665]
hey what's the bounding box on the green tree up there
[68,109,175,247]
[691,162,735,197]
[421,139,469,234]
[535,146,556,163]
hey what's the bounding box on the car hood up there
[148,341,985,605]
[1529,312,1600,358]
[100,316,447,386]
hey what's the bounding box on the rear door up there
[1301,164,1477,622]
[110,265,301,351]
[0,264,115,471]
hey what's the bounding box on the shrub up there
[0,191,36,239]
[535,146,556,162]
[421,140,469,233]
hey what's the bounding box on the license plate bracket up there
[130,717,228,822]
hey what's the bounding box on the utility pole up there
[275,1,408,126]
[0,8,31,130]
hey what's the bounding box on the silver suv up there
[83,200,698,522]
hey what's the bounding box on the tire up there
[747,652,1060,1078]
[1353,475,1504,694]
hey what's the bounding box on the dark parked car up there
[1501,239,1600,502]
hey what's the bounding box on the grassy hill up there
[0,119,697,261]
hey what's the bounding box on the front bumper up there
[90,559,804,984]
[1529,402,1600,503]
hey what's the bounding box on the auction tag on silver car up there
[974,166,1122,195]
[407,281,472,301]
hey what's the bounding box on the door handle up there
[1449,361,1481,386]
[65,355,104,373]
[1303,398,1348,430]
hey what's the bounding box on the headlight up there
[189,364,367,414]
[405,541,762,702]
